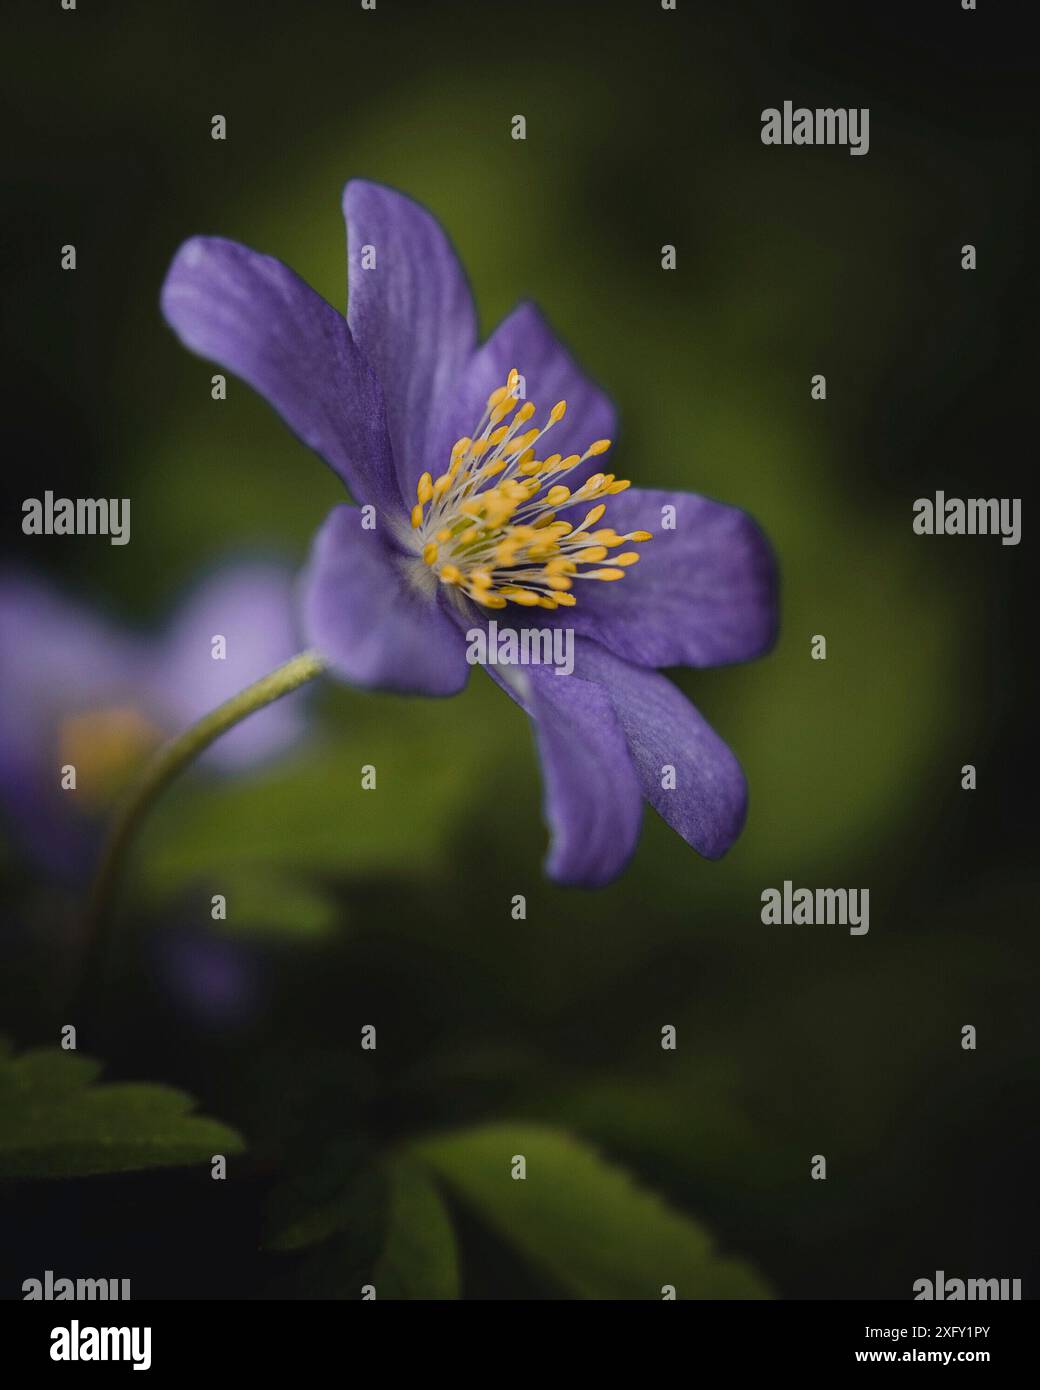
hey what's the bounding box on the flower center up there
[409,369,652,610]
[57,704,161,809]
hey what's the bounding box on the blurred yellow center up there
[58,705,161,808]
[409,368,651,610]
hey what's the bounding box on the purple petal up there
[161,236,401,517]
[563,487,778,669]
[344,180,477,506]
[428,301,618,494]
[575,640,748,859]
[487,659,642,887]
[149,561,309,769]
[301,505,470,696]
[0,574,146,876]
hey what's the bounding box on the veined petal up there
[562,487,779,669]
[344,180,477,506]
[301,505,470,696]
[488,660,642,888]
[575,639,748,859]
[161,236,402,517]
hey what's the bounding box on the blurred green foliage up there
[417,1124,768,1299]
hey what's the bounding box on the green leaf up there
[371,1159,459,1300]
[415,1123,769,1300]
[0,1041,245,1179]
[265,1144,457,1299]
[264,1138,382,1253]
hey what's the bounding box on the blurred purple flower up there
[0,561,307,879]
[147,920,263,1032]
[161,180,778,886]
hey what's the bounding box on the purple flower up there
[0,561,307,878]
[161,181,778,887]
[147,921,264,1032]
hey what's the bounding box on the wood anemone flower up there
[161,180,779,887]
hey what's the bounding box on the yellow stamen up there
[471,589,507,608]
[411,369,650,609]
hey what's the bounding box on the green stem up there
[81,648,327,992]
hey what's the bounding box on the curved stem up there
[81,648,327,993]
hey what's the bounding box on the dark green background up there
[1,0,1035,1298]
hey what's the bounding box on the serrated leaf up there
[0,1040,245,1179]
[415,1123,769,1300]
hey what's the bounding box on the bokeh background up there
[1,0,1036,1298]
